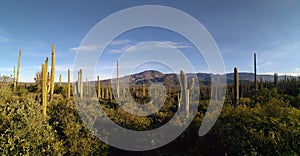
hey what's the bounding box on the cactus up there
[97,75,101,99]
[105,87,109,100]
[101,87,104,99]
[15,49,22,89]
[86,77,89,96]
[180,70,194,116]
[78,69,83,98]
[13,66,17,91]
[59,74,62,86]
[254,53,257,103]
[116,60,120,98]
[177,92,182,106]
[234,67,239,107]
[142,78,145,97]
[68,69,71,98]
[274,72,278,88]
[260,77,264,89]
[109,84,112,100]
[42,63,47,117]
[50,44,56,100]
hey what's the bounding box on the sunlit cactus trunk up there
[45,57,51,94]
[67,69,71,98]
[180,70,194,117]
[177,92,182,106]
[42,63,47,117]
[78,69,83,98]
[50,44,56,100]
[15,49,22,90]
[234,67,239,107]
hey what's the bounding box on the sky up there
[0,0,300,82]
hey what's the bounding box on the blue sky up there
[0,0,300,82]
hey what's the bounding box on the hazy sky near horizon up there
[0,0,300,82]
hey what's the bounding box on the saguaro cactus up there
[59,74,62,86]
[78,69,83,98]
[116,60,120,98]
[13,66,16,91]
[97,75,101,98]
[142,78,145,97]
[180,70,194,116]
[254,53,257,103]
[42,63,47,117]
[274,72,278,88]
[67,69,71,98]
[234,67,239,107]
[86,77,89,96]
[16,49,22,88]
[50,44,56,100]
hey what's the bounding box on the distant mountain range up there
[100,70,295,87]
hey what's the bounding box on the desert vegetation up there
[0,45,299,155]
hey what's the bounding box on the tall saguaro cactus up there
[67,69,71,98]
[254,53,257,103]
[179,70,194,116]
[234,67,239,107]
[50,44,56,100]
[78,69,83,98]
[42,63,47,117]
[16,49,22,88]
[45,57,50,93]
[116,60,120,98]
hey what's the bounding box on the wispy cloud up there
[108,40,191,54]
[69,45,102,52]
[0,36,10,42]
[70,40,191,54]
[110,39,131,46]
[125,41,190,52]
[108,49,123,54]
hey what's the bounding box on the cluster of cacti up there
[178,70,194,116]
[234,67,239,107]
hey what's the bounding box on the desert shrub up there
[0,94,65,155]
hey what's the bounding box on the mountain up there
[99,70,295,87]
